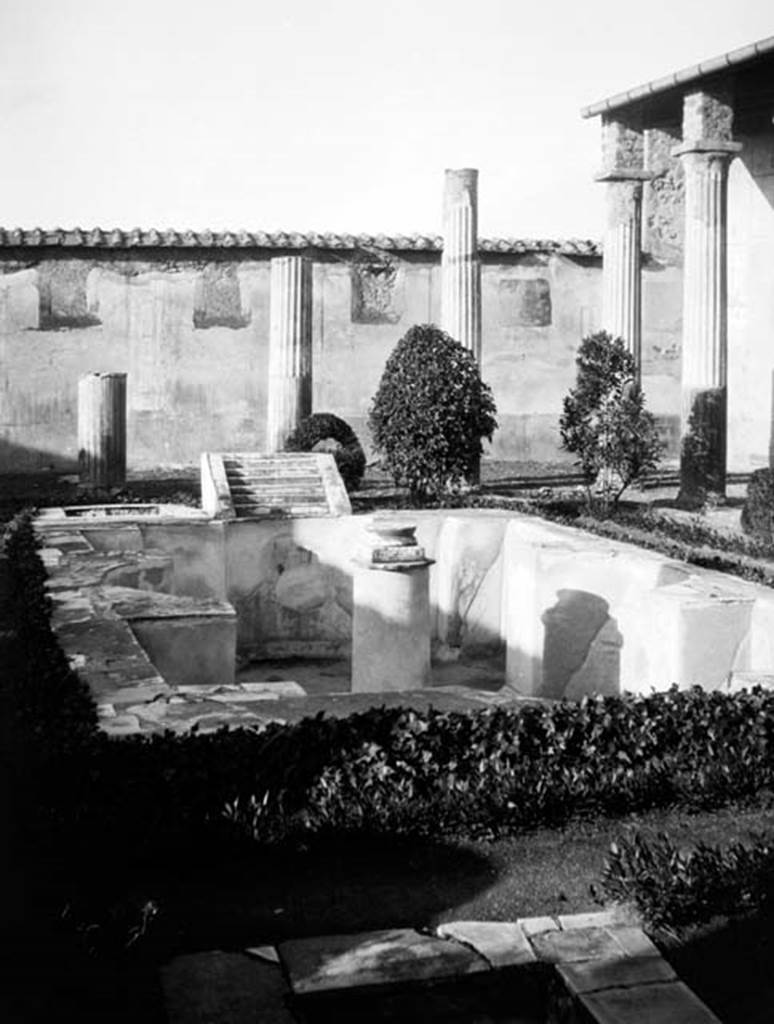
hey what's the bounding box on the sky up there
[1,0,772,240]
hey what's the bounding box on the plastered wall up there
[0,246,688,474]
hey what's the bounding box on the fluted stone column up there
[598,173,650,369]
[596,116,649,370]
[77,372,127,490]
[441,168,481,362]
[673,88,741,504]
[266,256,312,452]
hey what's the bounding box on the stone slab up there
[278,928,489,994]
[529,927,624,964]
[608,926,660,959]
[579,980,722,1024]
[557,908,639,930]
[161,951,294,1024]
[518,916,559,937]
[436,921,536,968]
[558,955,676,995]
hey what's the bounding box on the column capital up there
[672,138,742,159]
[595,168,653,184]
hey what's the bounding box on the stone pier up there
[674,89,741,504]
[441,168,481,362]
[351,522,433,692]
[597,116,650,368]
[266,256,313,453]
[77,372,127,490]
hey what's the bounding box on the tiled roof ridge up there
[0,226,600,256]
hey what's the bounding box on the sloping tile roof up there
[0,226,600,257]
[581,33,774,118]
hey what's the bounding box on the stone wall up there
[0,243,688,473]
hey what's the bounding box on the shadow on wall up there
[541,589,622,700]
[0,438,78,475]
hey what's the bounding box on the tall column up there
[77,372,127,490]
[266,256,312,453]
[441,168,481,362]
[673,88,741,504]
[596,116,650,370]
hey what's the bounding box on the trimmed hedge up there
[4,510,774,857]
[602,829,774,928]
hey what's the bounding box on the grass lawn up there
[8,800,772,1022]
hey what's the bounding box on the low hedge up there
[602,828,774,929]
[284,412,366,492]
[4,510,774,858]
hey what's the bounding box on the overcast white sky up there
[1,0,772,238]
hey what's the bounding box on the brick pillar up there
[596,116,650,370]
[441,168,481,362]
[77,372,127,490]
[266,256,313,453]
[673,88,741,504]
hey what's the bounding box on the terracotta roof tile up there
[0,226,601,257]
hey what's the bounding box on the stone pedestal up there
[441,168,481,362]
[351,522,433,692]
[77,372,127,489]
[597,171,650,368]
[266,256,312,452]
[674,141,740,503]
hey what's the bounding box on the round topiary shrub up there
[741,468,774,541]
[368,324,498,501]
[284,412,366,492]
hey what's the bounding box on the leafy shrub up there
[602,829,774,928]
[560,332,663,510]
[369,324,497,501]
[741,468,774,542]
[284,412,366,492]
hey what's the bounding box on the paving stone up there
[100,713,141,736]
[245,945,281,964]
[579,979,722,1024]
[529,927,624,964]
[436,920,536,968]
[557,907,639,930]
[161,950,294,1024]
[518,916,560,938]
[607,926,660,959]
[558,955,676,995]
[240,681,307,698]
[279,928,490,994]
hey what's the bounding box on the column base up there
[678,386,727,507]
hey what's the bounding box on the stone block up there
[558,955,675,995]
[278,928,489,994]
[529,927,624,964]
[579,979,722,1024]
[436,921,536,968]
[607,926,660,959]
[518,916,559,937]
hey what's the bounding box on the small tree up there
[369,324,497,501]
[560,331,663,511]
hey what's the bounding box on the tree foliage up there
[559,331,663,510]
[284,412,366,492]
[369,324,497,500]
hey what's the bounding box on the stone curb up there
[162,912,724,1023]
[266,913,721,1022]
